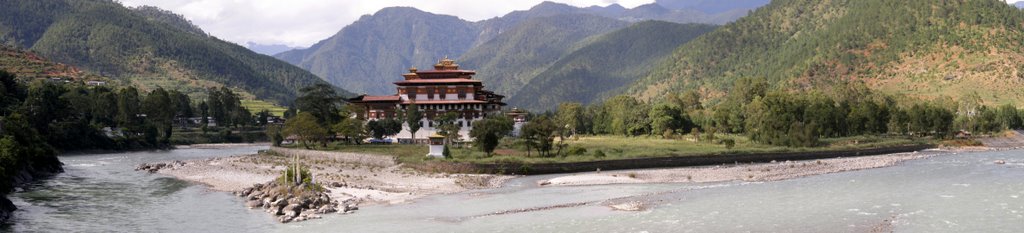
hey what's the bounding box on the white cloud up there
[118,0,655,48]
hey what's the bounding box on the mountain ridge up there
[0,0,347,103]
[273,1,762,95]
[630,0,1024,106]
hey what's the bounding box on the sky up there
[117,0,656,48]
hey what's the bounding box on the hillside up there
[0,45,93,81]
[0,0,345,103]
[459,14,629,97]
[275,7,478,95]
[274,1,760,96]
[510,21,716,111]
[631,0,1024,106]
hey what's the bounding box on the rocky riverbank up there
[143,147,511,223]
[0,196,14,223]
[1,155,64,223]
[236,181,356,223]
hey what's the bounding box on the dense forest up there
[461,14,629,97]
[0,69,278,198]
[632,0,1024,106]
[534,78,1024,151]
[0,0,347,104]
[510,21,717,111]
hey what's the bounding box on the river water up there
[2,146,1022,232]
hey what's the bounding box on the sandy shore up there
[538,151,941,187]
[154,149,512,207]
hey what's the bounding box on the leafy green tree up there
[997,104,1021,130]
[198,101,209,127]
[649,103,687,138]
[405,103,423,142]
[333,118,367,144]
[521,116,559,157]
[469,116,514,156]
[142,88,174,144]
[555,102,585,137]
[433,112,462,144]
[295,84,343,126]
[283,112,328,149]
[367,118,402,140]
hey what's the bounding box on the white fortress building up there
[347,58,507,143]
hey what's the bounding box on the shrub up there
[567,146,587,156]
[442,145,452,159]
[592,149,606,158]
[721,138,736,149]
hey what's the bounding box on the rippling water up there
[3,147,1022,232]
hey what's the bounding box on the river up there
[2,145,1021,232]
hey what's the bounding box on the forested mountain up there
[129,5,207,36]
[274,1,762,95]
[631,0,1024,106]
[275,7,479,95]
[510,21,716,111]
[0,0,346,104]
[459,14,629,97]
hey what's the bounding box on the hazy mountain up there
[655,0,770,14]
[0,0,345,103]
[1015,1,1024,8]
[275,1,763,95]
[630,0,1024,105]
[459,14,629,97]
[247,43,302,56]
[511,21,717,111]
[276,7,478,95]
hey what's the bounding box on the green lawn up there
[241,99,287,117]
[287,134,932,165]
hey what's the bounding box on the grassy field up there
[288,134,932,165]
[241,99,288,116]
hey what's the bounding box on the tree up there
[198,101,209,127]
[367,118,402,140]
[997,104,1021,130]
[433,112,462,144]
[283,112,328,149]
[266,125,284,146]
[555,103,584,137]
[405,103,423,143]
[142,88,174,144]
[648,103,686,137]
[333,118,367,144]
[295,84,343,126]
[469,116,514,156]
[116,87,142,133]
[521,116,559,157]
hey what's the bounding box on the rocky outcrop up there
[2,154,63,223]
[134,161,187,173]
[0,196,15,223]
[235,181,356,223]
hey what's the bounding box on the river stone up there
[245,200,262,209]
[283,204,302,217]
